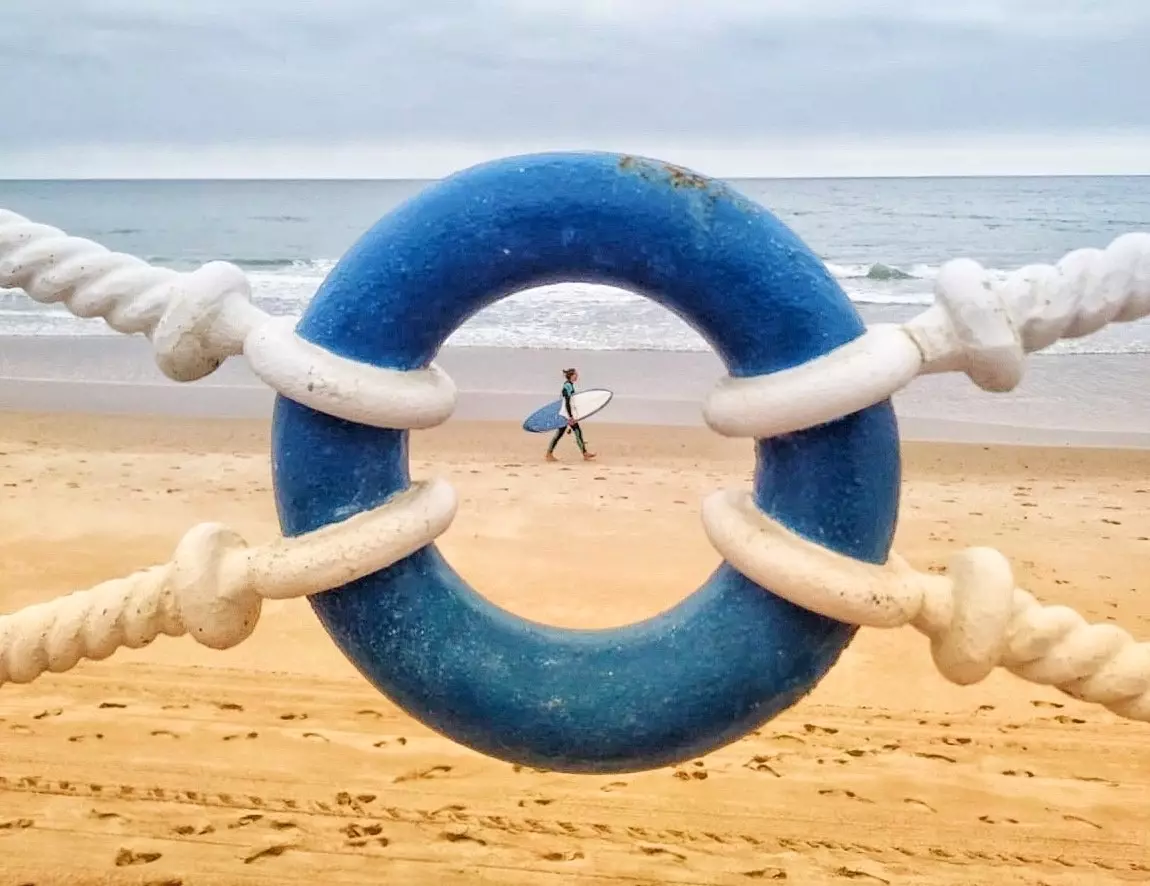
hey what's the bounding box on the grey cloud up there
[1,0,1147,150]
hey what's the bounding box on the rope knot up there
[916,547,1016,685]
[928,258,1025,392]
[152,261,256,382]
[910,233,1150,396]
[168,523,261,650]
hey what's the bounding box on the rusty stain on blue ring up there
[270,151,901,773]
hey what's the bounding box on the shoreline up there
[2,334,1149,449]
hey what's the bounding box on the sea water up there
[1,175,1148,436]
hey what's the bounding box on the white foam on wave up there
[3,257,1148,357]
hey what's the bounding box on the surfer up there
[546,368,596,462]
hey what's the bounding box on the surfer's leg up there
[572,424,595,459]
[546,426,564,459]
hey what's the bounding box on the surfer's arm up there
[561,383,574,419]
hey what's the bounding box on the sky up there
[2,0,1149,178]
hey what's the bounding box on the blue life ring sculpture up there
[271,152,901,774]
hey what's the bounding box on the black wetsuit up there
[547,380,587,454]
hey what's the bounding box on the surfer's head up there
[563,367,578,382]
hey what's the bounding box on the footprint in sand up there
[671,760,710,781]
[540,850,585,862]
[1061,813,1103,830]
[639,846,687,861]
[173,823,216,836]
[114,848,162,867]
[441,826,486,846]
[242,843,293,864]
[222,732,259,741]
[1071,774,1119,786]
[394,764,452,783]
[343,822,387,843]
[672,768,708,781]
[818,788,874,804]
[517,797,556,807]
[743,756,782,777]
[913,752,956,764]
[346,834,391,849]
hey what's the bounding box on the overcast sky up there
[3,0,1149,177]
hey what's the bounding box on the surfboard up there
[522,388,614,433]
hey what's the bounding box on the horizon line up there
[5,171,1149,184]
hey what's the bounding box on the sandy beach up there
[1,408,1149,886]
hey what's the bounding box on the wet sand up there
[1,413,1149,885]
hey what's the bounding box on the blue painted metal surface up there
[271,151,901,774]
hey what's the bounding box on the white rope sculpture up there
[1,207,1149,725]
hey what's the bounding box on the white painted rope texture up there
[1,205,1148,723]
[704,232,1150,438]
[702,490,1150,721]
[0,209,457,429]
[0,481,457,685]
[0,209,459,684]
[703,233,1150,721]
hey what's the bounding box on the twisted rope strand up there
[0,481,457,686]
[909,231,1150,392]
[704,232,1150,439]
[702,489,1150,721]
[0,209,260,382]
[0,208,466,685]
[1,563,184,684]
[0,209,458,430]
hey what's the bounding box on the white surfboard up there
[522,387,616,433]
[557,389,614,423]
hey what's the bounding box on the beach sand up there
[1,412,1149,885]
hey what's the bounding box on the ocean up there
[2,175,1148,355]
[1,175,1148,440]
